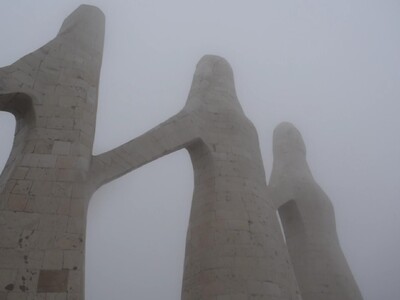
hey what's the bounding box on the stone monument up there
[0,5,362,300]
[268,123,363,300]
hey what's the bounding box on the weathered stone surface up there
[0,4,104,299]
[0,4,363,300]
[89,56,302,299]
[37,270,68,293]
[268,122,363,300]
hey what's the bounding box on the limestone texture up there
[90,56,302,300]
[268,122,363,300]
[0,5,104,300]
[0,5,362,300]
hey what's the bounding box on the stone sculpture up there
[0,5,362,300]
[268,123,363,300]
[0,5,105,300]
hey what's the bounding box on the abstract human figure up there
[0,5,302,299]
[0,5,105,300]
[90,56,302,299]
[268,122,363,300]
[0,4,362,300]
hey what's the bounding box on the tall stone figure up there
[0,5,105,300]
[0,5,362,300]
[268,122,363,300]
[88,35,302,300]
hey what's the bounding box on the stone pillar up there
[268,122,363,300]
[0,5,104,300]
[180,56,301,299]
[90,56,302,299]
[1,5,362,300]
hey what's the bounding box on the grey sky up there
[1,1,399,299]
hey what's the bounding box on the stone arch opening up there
[0,92,35,185]
[277,199,306,300]
[85,149,193,300]
[0,92,35,125]
[0,111,16,178]
[277,199,306,242]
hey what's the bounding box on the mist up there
[0,1,399,299]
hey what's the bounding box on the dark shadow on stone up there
[37,270,69,293]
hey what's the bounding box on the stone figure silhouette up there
[0,5,362,300]
[268,123,363,300]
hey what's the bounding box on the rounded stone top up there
[273,122,307,159]
[186,55,242,113]
[58,5,105,51]
[195,55,234,80]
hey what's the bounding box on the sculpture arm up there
[89,110,198,188]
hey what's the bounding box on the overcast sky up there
[1,1,399,299]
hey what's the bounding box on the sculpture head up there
[273,122,307,161]
[185,55,243,114]
[58,4,105,53]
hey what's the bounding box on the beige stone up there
[42,250,63,269]
[0,5,362,300]
[37,270,69,293]
[268,122,363,300]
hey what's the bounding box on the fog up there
[1,1,399,299]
